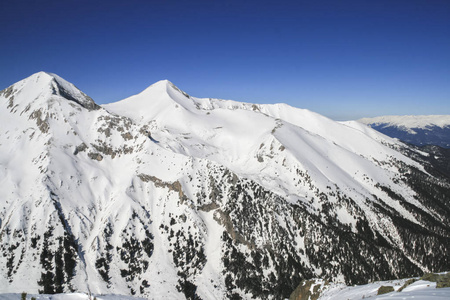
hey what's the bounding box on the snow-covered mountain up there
[359,115,450,148]
[0,72,449,299]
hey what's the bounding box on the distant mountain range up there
[0,72,449,299]
[359,115,450,148]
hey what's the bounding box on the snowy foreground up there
[1,279,449,300]
[317,278,450,300]
[0,294,145,300]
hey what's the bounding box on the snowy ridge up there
[1,73,449,299]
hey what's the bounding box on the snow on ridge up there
[358,115,450,129]
[3,72,417,170]
[103,77,423,177]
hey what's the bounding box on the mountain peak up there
[2,72,100,111]
[102,79,193,121]
[143,79,190,98]
[31,71,55,80]
[25,71,70,89]
[153,79,173,86]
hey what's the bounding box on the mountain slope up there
[1,73,449,299]
[359,115,450,148]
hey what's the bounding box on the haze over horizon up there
[1,0,449,120]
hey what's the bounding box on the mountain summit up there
[1,72,99,111]
[1,73,449,299]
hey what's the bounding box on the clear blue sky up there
[1,0,449,120]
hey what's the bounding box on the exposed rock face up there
[52,78,100,111]
[0,73,449,299]
[377,285,394,295]
[289,279,329,300]
[421,273,450,288]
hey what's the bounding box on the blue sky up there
[0,0,449,120]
